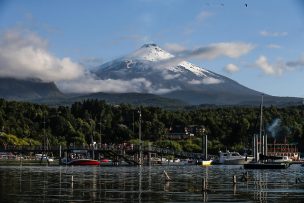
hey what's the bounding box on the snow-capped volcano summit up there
[123,43,212,78]
[127,43,174,61]
[97,43,220,85]
[94,44,298,105]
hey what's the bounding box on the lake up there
[0,164,304,202]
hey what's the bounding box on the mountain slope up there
[0,77,64,100]
[72,92,187,107]
[95,44,302,105]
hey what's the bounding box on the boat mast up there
[259,94,263,156]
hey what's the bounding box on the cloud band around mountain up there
[58,76,180,94]
[164,42,255,61]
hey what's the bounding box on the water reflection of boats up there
[213,151,253,165]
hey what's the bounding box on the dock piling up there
[233,175,237,185]
[202,178,207,191]
[163,170,171,181]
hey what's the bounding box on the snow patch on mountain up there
[127,44,174,62]
[178,61,211,77]
[126,44,217,78]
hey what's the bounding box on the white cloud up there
[188,78,222,85]
[267,44,281,49]
[0,29,83,82]
[224,63,239,73]
[182,42,255,60]
[260,30,288,37]
[255,56,285,76]
[156,42,254,72]
[254,54,304,76]
[196,11,213,23]
[58,75,180,94]
[161,70,181,80]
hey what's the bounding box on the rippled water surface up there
[0,164,304,202]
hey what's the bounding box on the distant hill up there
[33,92,187,108]
[0,77,65,100]
[73,92,187,107]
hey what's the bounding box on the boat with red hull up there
[63,159,100,166]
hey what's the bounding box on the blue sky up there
[0,0,304,97]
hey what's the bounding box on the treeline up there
[0,99,303,153]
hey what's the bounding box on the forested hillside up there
[0,99,303,153]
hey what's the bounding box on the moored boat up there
[61,149,100,166]
[244,162,289,169]
[200,160,212,166]
[62,158,100,166]
[243,95,290,170]
[260,154,292,163]
[215,151,253,165]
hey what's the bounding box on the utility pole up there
[99,113,102,149]
[138,109,142,165]
[43,113,46,153]
[259,94,264,157]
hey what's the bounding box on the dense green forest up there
[0,99,303,154]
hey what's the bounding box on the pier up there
[0,144,203,165]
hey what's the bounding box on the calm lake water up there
[0,164,304,202]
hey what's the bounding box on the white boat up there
[273,155,292,163]
[218,151,253,165]
[35,154,54,162]
[181,158,198,165]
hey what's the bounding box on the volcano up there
[94,44,300,105]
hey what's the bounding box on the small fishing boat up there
[260,154,292,163]
[244,162,289,169]
[35,154,54,162]
[66,159,100,166]
[214,151,253,165]
[62,158,100,166]
[61,149,100,166]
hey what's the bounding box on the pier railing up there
[0,144,203,159]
